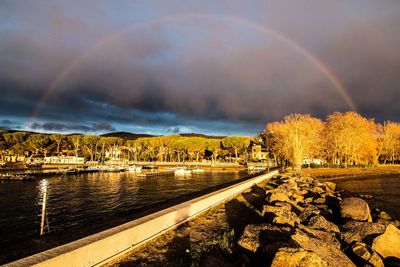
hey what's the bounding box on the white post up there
[40,187,47,236]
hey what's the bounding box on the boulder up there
[267,189,292,203]
[263,204,300,227]
[299,205,321,223]
[295,188,308,196]
[340,221,386,245]
[349,242,384,267]
[313,198,326,204]
[372,224,400,259]
[298,225,341,249]
[274,201,293,211]
[298,176,314,184]
[324,181,336,191]
[262,205,289,217]
[291,229,356,267]
[292,194,305,204]
[340,197,372,222]
[237,224,265,252]
[258,225,293,257]
[304,197,313,204]
[310,186,325,195]
[273,213,300,228]
[271,247,329,267]
[307,215,340,233]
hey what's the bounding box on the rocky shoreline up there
[114,171,400,267]
[235,171,400,266]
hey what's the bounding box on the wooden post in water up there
[40,187,47,236]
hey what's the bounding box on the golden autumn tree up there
[379,121,400,163]
[325,112,377,166]
[266,114,324,171]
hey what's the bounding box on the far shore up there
[303,165,400,180]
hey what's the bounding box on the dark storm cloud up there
[1,120,13,125]
[30,122,115,133]
[0,1,399,134]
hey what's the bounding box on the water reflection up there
[334,174,400,219]
[0,170,246,264]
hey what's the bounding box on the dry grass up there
[109,202,231,267]
[303,165,400,179]
[109,181,269,267]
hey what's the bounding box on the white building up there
[44,156,85,164]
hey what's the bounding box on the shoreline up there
[113,170,400,266]
[303,165,400,179]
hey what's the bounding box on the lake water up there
[0,170,248,264]
[331,174,400,220]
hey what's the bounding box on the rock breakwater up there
[235,172,400,266]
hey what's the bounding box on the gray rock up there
[307,215,340,233]
[291,229,355,267]
[340,197,372,222]
[372,224,400,259]
[340,221,386,245]
[271,247,329,267]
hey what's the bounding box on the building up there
[44,156,85,165]
[250,145,269,162]
[303,157,324,166]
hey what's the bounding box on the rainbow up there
[27,14,356,126]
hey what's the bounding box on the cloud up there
[0,1,400,135]
[29,122,115,133]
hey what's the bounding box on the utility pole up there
[40,187,48,236]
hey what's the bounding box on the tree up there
[380,121,400,163]
[325,112,377,166]
[68,135,82,157]
[182,137,207,162]
[50,134,64,156]
[221,136,251,162]
[266,114,324,171]
[82,135,100,161]
[205,139,222,164]
[26,134,51,155]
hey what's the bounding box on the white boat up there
[174,168,192,175]
[128,166,142,173]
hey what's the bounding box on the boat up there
[174,168,192,175]
[128,166,142,173]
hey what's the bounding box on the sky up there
[0,1,399,136]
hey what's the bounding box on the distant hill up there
[179,133,225,139]
[0,129,226,140]
[101,132,155,140]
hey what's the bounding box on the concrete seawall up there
[5,170,279,267]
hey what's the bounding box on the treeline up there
[264,111,400,169]
[0,131,251,163]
